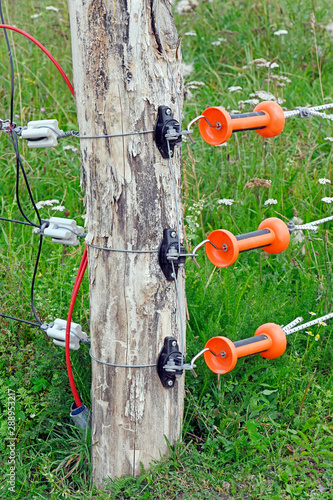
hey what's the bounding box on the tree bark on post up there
[68,0,185,484]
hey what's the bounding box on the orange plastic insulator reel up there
[204,323,286,375]
[198,101,285,146]
[205,217,290,268]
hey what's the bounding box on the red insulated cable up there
[0,24,75,97]
[0,22,87,405]
[66,247,88,408]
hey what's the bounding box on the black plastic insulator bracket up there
[154,106,182,159]
[159,228,186,281]
[157,337,184,389]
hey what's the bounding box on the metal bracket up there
[157,337,184,388]
[159,228,186,281]
[154,106,182,159]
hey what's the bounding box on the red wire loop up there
[0,24,75,97]
[66,247,88,408]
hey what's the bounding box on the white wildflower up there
[30,413,36,418]
[175,0,199,14]
[318,178,331,185]
[274,30,288,36]
[52,206,66,212]
[36,199,59,209]
[319,322,327,326]
[45,6,59,12]
[238,99,260,109]
[250,90,276,101]
[321,197,333,203]
[217,198,235,206]
[63,145,78,153]
[309,312,316,316]
[184,31,197,36]
[231,110,241,114]
[264,198,278,206]
[277,97,286,104]
[31,14,42,19]
[211,37,226,46]
[324,137,333,142]
[228,86,242,93]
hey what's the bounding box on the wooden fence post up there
[68,0,185,484]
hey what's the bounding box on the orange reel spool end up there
[254,101,285,138]
[204,337,237,374]
[254,323,287,359]
[205,229,239,267]
[199,107,232,145]
[258,217,290,254]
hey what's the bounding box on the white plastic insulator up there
[46,318,89,351]
[21,119,63,148]
[41,217,85,246]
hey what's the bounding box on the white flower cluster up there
[321,197,333,204]
[274,29,288,36]
[318,178,331,185]
[264,198,278,206]
[36,199,65,211]
[228,86,242,93]
[243,58,279,70]
[217,198,235,206]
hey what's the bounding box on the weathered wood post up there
[68,0,185,484]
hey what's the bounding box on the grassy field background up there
[0,0,332,498]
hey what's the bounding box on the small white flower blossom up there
[264,198,278,206]
[324,137,333,142]
[309,312,316,316]
[63,145,78,153]
[45,6,59,12]
[322,197,333,204]
[52,206,66,212]
[36,199,59,209]
[30,413,36,418]
[231,110,241,114]
[274,29,288,36]
[184,31,197,36]
[228,86,242,93]
[318,178,331,185]
[211,38,226,46]
[217,198,235,206]
[238,99,260,108]
[250,90,276,101]
[175,0,199,14]
[319,322,327,326]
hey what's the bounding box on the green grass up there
[0,0,333,498]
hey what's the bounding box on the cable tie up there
[89,349,157,368]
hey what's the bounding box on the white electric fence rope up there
[283,312,333,335]
[284,102,333,119]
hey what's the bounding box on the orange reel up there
[198,101,285,146]
[205,217,290,268]
[204,323,287,375]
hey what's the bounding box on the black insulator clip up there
[157,337,184,389]
[159,228,186,281]
[154,106,182,159]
